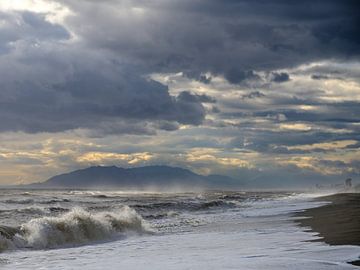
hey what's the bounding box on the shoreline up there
[295,193,360,266]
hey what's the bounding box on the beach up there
[296,193,360,266]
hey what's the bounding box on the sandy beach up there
[296,193,360,266]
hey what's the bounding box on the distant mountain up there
[27,165,242,190]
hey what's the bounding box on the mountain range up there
[27,165,242,190]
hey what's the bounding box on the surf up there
[0,206,150,252]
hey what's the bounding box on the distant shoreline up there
[295,193,360,266]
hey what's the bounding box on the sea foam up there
[0,206,149,251]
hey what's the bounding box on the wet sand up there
[296,193,360,266]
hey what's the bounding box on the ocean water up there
[0,189,359,269]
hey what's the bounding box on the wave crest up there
[1,206,150,251]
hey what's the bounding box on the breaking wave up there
[0,206,150,252]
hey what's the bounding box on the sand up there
[296,193,360,266]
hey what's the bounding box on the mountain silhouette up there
[29,165,242,190]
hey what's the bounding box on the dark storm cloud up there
[228,129,360,154]
[182,71,212,84]
[58,0,359,82]
[276,101,360,123]
[224,70,260,84]
[221,92,360,124]
[0,66,207,133]
[0,10,210,134]
[271,72,290,83]
[1,1,359,134]
[177,91,216,104]
[0,11,69,41]
[155,121,180,131]
[311,74,330,80]
[311,74,345,81]
[241,91,266,99]
[220,98,360,154]
[0,11,69,53]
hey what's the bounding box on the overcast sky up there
[0,0,359,187]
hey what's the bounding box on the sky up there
[0,0,359,187]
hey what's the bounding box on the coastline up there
[296,193,360,266]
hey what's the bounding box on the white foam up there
[1,191,359,270]
[2,211,359,270]
[1,206,149,250]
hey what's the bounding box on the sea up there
[0,189,359,269]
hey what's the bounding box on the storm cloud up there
[0,10,211,133]
[58,0,360,77]
[0,0,359,185]
[1,1,359,132]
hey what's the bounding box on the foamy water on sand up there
[0,189,359,269]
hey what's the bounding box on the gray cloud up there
[0,10,210,134]
[57,0,359,81]
[0,11,69,52]
[0,1,359,185]
[224,70,260,84]
[1,2,358,134]
[271,72,290,83]
[0,67,208,132]
[241,91,266,99]
[177,91,216,104]
[182,71,212,84]
[311,74,330,80]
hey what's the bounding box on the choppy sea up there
[0,189,359,269]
